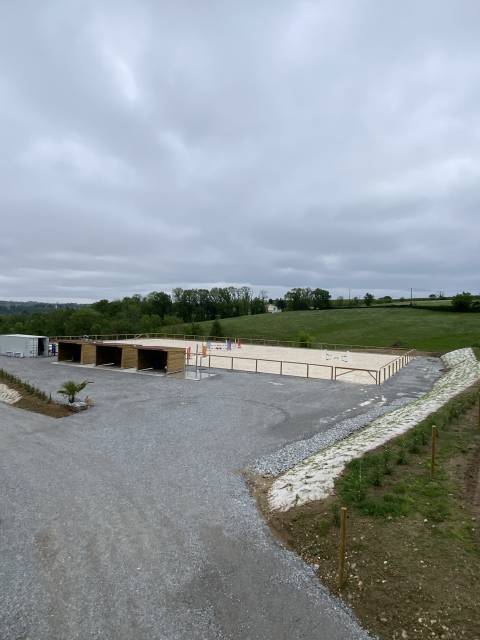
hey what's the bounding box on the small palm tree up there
[58,380,93,404]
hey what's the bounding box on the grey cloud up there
[0,0,479,302]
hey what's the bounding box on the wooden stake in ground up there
[431,425,437,479]
[337,506,348,589]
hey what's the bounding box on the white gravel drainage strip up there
[268,348,480,512]
[0,383,22,405]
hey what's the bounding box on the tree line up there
[0,287,477,338]
[0,287,268,337]
[269,288,393,310]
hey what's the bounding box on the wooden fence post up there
[478,392,480,430]
[431,425,437,479]
[337,507,348,589]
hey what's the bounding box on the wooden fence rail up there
[190,352,384,384]
[51,332,414,356]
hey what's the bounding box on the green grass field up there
[170,307,480,352]
[378,299,453,307]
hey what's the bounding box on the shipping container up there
[0,334,49,357]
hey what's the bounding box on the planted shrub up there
[340,459,367,505]
[330,502,341,528]
[370,458,383,487]
[407,433,421,454]
[382,448,392,475]
[396,445,408,465]
[420,427,429,446]
[58,380,93,404]
[209,319,223,339]
[297,331,313,348]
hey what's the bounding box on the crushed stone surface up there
[0,353,442,639]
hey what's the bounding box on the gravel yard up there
[0,355,441,640]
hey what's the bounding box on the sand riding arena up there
[95,336,415,385]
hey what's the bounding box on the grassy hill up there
[168,307,480,352]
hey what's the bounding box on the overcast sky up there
[1,1,479,302]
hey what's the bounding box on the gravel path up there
[0,356,441,640]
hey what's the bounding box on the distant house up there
[267,304,280,313]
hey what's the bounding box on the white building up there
[0,334,49,358]
[267,304,280,313]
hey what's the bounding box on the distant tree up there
[284,288,312,310]
[139,314,163,333]
[162,314,181,326]
[312,288,331,309]
[364,293,375,307]
[91,299,111,315]
[250,298,266,314]
[349,296,360,307]
[429,294,437,299]
[172,288,196,323]
[378,296,392,303]
[209,319,223,338]
[145,291,172,319]
[65,308,102,335]
[189,321,202,336]
[452,291,473,312]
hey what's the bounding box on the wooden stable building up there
[57,340,96,365]
[56,340,185,375]
[136,346,185,374]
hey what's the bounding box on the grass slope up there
[173,308,480,352]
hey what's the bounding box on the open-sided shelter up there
[57,340,96,364]
[56,340,185,375]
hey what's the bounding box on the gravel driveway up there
[0,356,442,639]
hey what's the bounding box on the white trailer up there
[0,334,49,358]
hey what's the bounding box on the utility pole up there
[410,287,413,306]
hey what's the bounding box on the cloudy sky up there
[1,1,479,302]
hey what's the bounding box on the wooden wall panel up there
[81,343,97,365]
[167,349,185,374]
[121,345,138,369]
